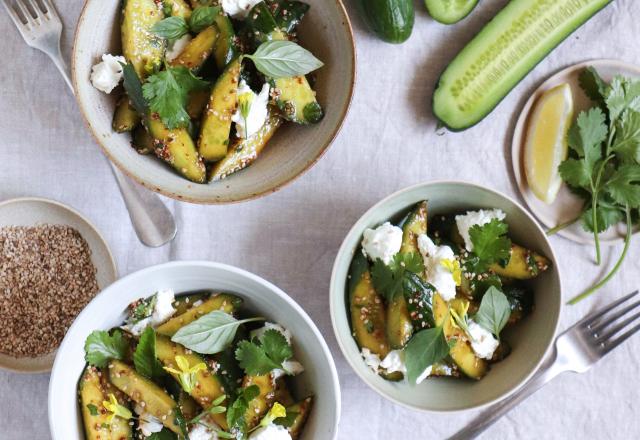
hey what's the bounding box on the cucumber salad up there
[79,290,313,440]
[90,0,323,183]
[347,201,551,383]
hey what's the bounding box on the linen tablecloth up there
[1,1,639,438]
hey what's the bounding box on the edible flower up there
[102,393,133,423]
[440,258,462,286]
[259,402,287,428]
[163,355,207,393]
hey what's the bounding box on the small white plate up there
[512,59,640,245]
[0,197,117,373]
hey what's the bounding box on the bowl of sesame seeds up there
[0,197,117,373]
[330,181,562,412]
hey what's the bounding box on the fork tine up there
[598,309,640,342]
[601,321,640,355]
[1,0,27,29]
[591,298,640,334]
[39,0,56,17]
[24,0,42,20]
[13,0,33,23]
[582,290,639,328]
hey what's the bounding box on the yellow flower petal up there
[175,355,190,372]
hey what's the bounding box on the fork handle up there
[50,46,177,247]
[448,354,568,440]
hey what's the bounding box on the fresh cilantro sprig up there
[557,68,640,304]
[235,329,293,376]
[84,330,128,368]
[142,65,209,129]
[370,252,424,303]
[464,219,512,274]
[225,385,261,439]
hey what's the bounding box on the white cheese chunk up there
[361,222,403,265]
[90,54,126,94]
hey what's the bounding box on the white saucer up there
[0,197,117,373]
[512,59,640,245]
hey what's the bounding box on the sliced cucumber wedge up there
[425,0,479,25]
[433,0,612,130]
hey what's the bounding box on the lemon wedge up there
[524,83,574,204]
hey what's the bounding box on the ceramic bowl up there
[49,261,340,439]
[0,197,117,373]
[72,0,355,204]
[330,181,562,412]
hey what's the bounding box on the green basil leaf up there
[474,286,511,338]
[171,311,263,354]
[120,62,148,115]
[133,327,164,378]
[189,6,221,33]
[246,40,323,79]
[151,16,189,41]
[404,327,449,385]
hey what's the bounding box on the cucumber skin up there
[359,0,414,44]
[425,0,479,25]
[433,0,613,131]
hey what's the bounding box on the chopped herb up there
[84,330,128,368]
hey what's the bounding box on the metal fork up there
[2,0,177,248]
[449,290,640,440]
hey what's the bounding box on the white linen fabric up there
[0,1,638,439]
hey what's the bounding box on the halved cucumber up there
[425,0,478,25]
[433,0,612,130]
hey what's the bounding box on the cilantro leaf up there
[474,286,511,338]
[468,219,512,272]
[568,108,607,169]
[578,66,608,105]
[147,429,178,440]
[606,75,640,122]
[404,326,449,385]
[613,110,640,164]
[370,252,424,303]
[142,66,209,129]
[559,157,592,190]
[84,330,128,368]
[151,16,189,41]
[605,165,640,208]
[133,327,164,379]
[189,6,221,33]
[581,203,624,233]
[235,340,281,376]
[226,385,260,437]
[260,329,293,365]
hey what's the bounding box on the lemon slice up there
[524,83,574,204]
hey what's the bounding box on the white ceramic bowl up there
[49,261,340,439]
[72,0,355,204]
[330,181,563,412]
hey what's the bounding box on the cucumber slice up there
[425,0,479,25]
[433,0,612,130]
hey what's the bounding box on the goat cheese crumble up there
[166,34,192,62]
[189,423,219,440]
[249,423,292,440]
[221,0,264,20]
[361,222,403,265]
[467,320,499,360]
[123,289,177,336]
[417,234,459,301]
[455,209,506,252]
[90,54,126,94]
[232,80,270,139]
[379,349,432,384]
[134,404,163,437]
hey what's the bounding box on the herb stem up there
[546,216,580,236]
[568,206,633,305]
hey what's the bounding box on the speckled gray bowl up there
[72,0,355,204]
[330,181,563,412]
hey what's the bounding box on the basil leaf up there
[246,40,323,79]
[133,327,164,378]
[120,62,148,115]
[171,311,264,354]
[474,286,511,338]
[151,16,189,41]
[404,326,449,385]
[189,6,221,33]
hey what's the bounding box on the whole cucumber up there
[359,0,414,44]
